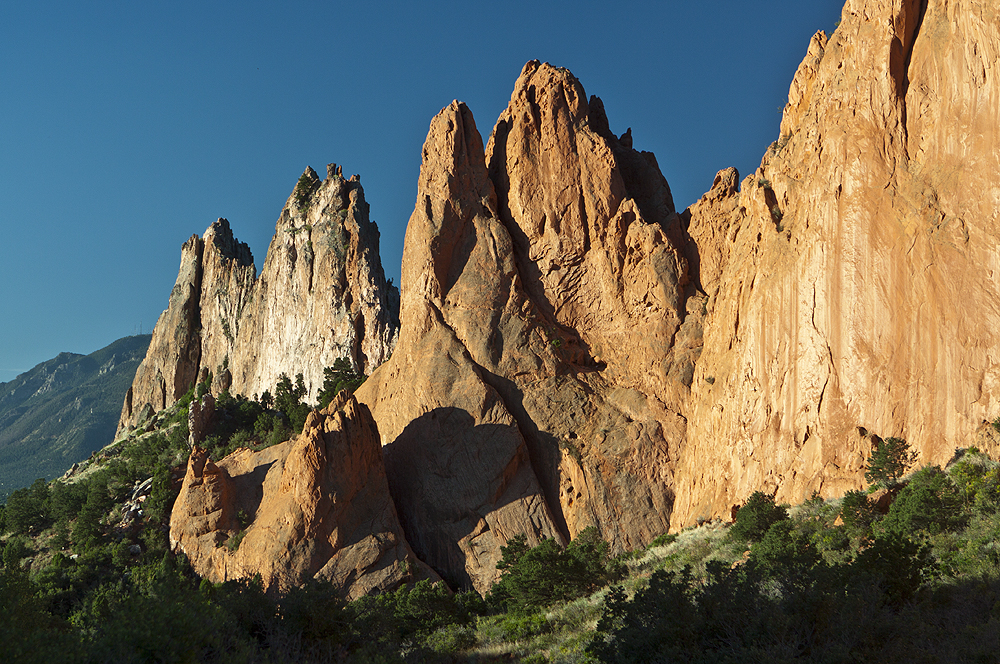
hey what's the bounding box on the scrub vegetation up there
[3,413,1000,662]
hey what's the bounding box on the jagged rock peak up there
[119,163,399,434]
[357,60,690,590]
[486,59,694,399]
[224,162,400,403]
[204,218,253,265]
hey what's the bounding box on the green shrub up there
[0,566,80,662]
[72,471,116,551]
[274,372,310,434]
[490,527,619,614]
[840,489,876,536]
[648,532,677,549]
[317,358,366,409]
[144,463,178,522]
[499,612,549,641]
[4,478,51,535]
[880,466,964,538]
[748,519,823,588]
[196,371,212,399]
[49,481,88,524]
[727,491,788,544]
[949,453,1000,512]
[852,533,933,603]
[346,578,481,655]
[424,623,476,654]
[203,390,266,457]
[294,172,316,211]
[865,435,918,489]
[2,536,32,569]
[588,569,698,664]
[169,383,198,425]
[226,530,246,552]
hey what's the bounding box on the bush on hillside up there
[840,489,876,537]
[317,358,366,409]
[949,450,1000,512]
[275,373,310,434]
[727,491,788,544]
[865,435,918,489]
[4,479,51,535]
[489,526,621,614]
[880,465,964,538]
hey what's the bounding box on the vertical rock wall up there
[134,0,1000,596]
[675,0,1000,525]
[356,63,694,590]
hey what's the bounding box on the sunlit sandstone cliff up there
[119,166,399,434]
[355,62,696,592]
[676,0,1000,525]
[170,393,438,598]
[143,0,999,598]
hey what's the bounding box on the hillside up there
[0,335,150,496]
[2,394,1000,662]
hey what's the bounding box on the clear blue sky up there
[0,1,843,383]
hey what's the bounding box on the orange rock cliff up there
[124,0,1000,597]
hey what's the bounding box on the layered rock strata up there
[675,0,1000,524]
[169,393,437,598]
[119,167,399,433]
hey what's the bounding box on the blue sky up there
[0,1,843,383]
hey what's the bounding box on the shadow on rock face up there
[383,407,558,592]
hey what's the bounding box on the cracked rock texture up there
[356,62,691,591]
[133,0,1000,597]
[119,169,399,434]
[675,0,1000,525]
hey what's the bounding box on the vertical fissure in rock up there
[899,0,929,153]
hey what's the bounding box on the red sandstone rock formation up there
[144,0,1000,596]
[356,62,694,590]
[169,393,437,598]
[676,0,1000,525]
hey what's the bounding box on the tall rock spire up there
[119,168,399,434]
[357,65,696,588]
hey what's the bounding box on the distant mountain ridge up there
[0,334,151,496]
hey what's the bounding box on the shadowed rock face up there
[119,232,215,427]
[354,100,567,593]
[119,169,399,434]
[676,0,1000,525]
[169,394,438,599]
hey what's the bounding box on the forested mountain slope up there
[0,335,150,496]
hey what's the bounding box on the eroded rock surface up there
[119,169,399,434]
[357,62,694,590]
[169,394,437,598]
[145,0,1000,595]
[227,166,400,402]
[676,0,1000,525]
[119,234,208,429]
